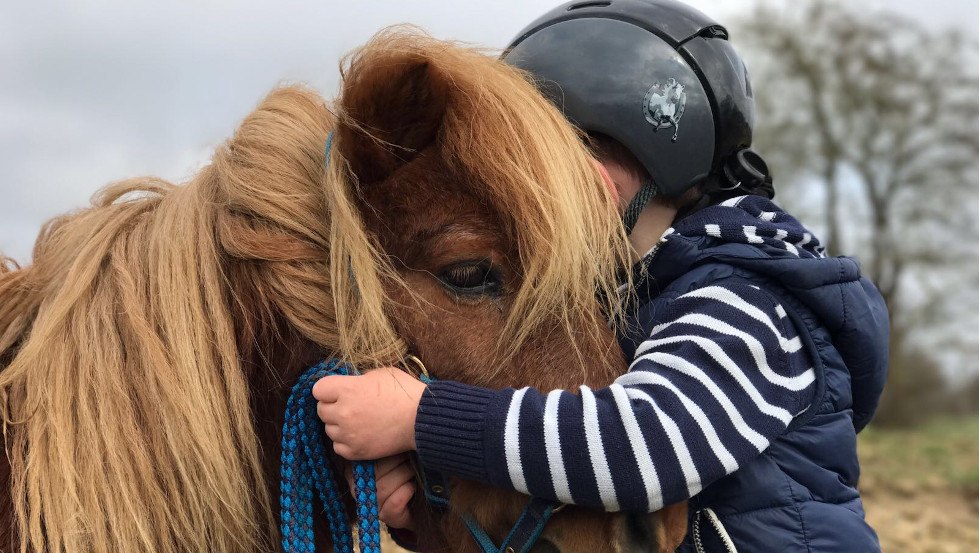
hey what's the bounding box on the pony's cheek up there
[385,274,510,385]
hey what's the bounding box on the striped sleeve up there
[414,281,816,512]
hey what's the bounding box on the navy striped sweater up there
[415,196,821,512]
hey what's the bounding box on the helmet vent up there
[699,25,729,40]
[567,1,611,11]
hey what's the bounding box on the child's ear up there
[592,159,620,204]
[334,53,449,185]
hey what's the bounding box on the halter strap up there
[411,355,563,553]
[461,498,561,553]
[418,449,561,553]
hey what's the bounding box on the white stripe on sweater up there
[742,225,765,244]
[581,386,620,510]
[633,335,796,425]
[659,313,815,391]
[504,388,530,493]
[795,233,818,258]
[624,374,741,473]
[625,388,703,498]
[543,391,573,504]
[621,355,774,450]
[610,384,664,509]
[673,286,803,353]
[770,229,801,256]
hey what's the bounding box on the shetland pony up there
[0,30,686,553]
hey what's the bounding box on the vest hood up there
[644,195,890,430]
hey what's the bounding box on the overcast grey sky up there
[1,0,977,262]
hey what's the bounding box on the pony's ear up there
[335,54,449,185]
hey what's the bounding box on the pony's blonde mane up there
[0,29,629,552]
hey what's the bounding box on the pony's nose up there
[534,513,659,553]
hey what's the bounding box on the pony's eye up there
[438,261,502,297]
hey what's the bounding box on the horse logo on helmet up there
[643,78,687,142]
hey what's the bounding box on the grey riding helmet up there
[504,0,769,198]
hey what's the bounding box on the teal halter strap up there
[415,364,563,553]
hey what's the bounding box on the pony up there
[0,29,687,553]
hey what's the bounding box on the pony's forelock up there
[330,29,632,374]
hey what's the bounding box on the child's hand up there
[312,366,426,460]
[345,454,417,530]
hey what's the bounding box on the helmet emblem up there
[643,78,687,142]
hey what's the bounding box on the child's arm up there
[415,281,816,511]
[316,281,816,512]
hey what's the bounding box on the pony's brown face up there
[333,45,687,553]
[354,154,684,553]
[355,155,522,387]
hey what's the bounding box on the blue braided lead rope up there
[280,359,382,553]
[353,462,381,552]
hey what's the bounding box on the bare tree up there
[733,1,979,423]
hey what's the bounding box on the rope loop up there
[280,359,381,553]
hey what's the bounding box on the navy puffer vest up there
[619,197,888,552]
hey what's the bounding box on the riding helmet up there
[503,0,771,198]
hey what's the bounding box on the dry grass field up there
[382,417,979,552]
[859,417,978,553]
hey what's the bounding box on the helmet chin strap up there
[622,148,775,235]
[592,158,658,235]
[622,179,658,235]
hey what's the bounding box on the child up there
[314,1,889,550]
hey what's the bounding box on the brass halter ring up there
[402,354,431,382]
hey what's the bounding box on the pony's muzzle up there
[535,512,662,553]
[530,538,562,553]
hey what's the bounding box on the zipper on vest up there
[693,508,738,553]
